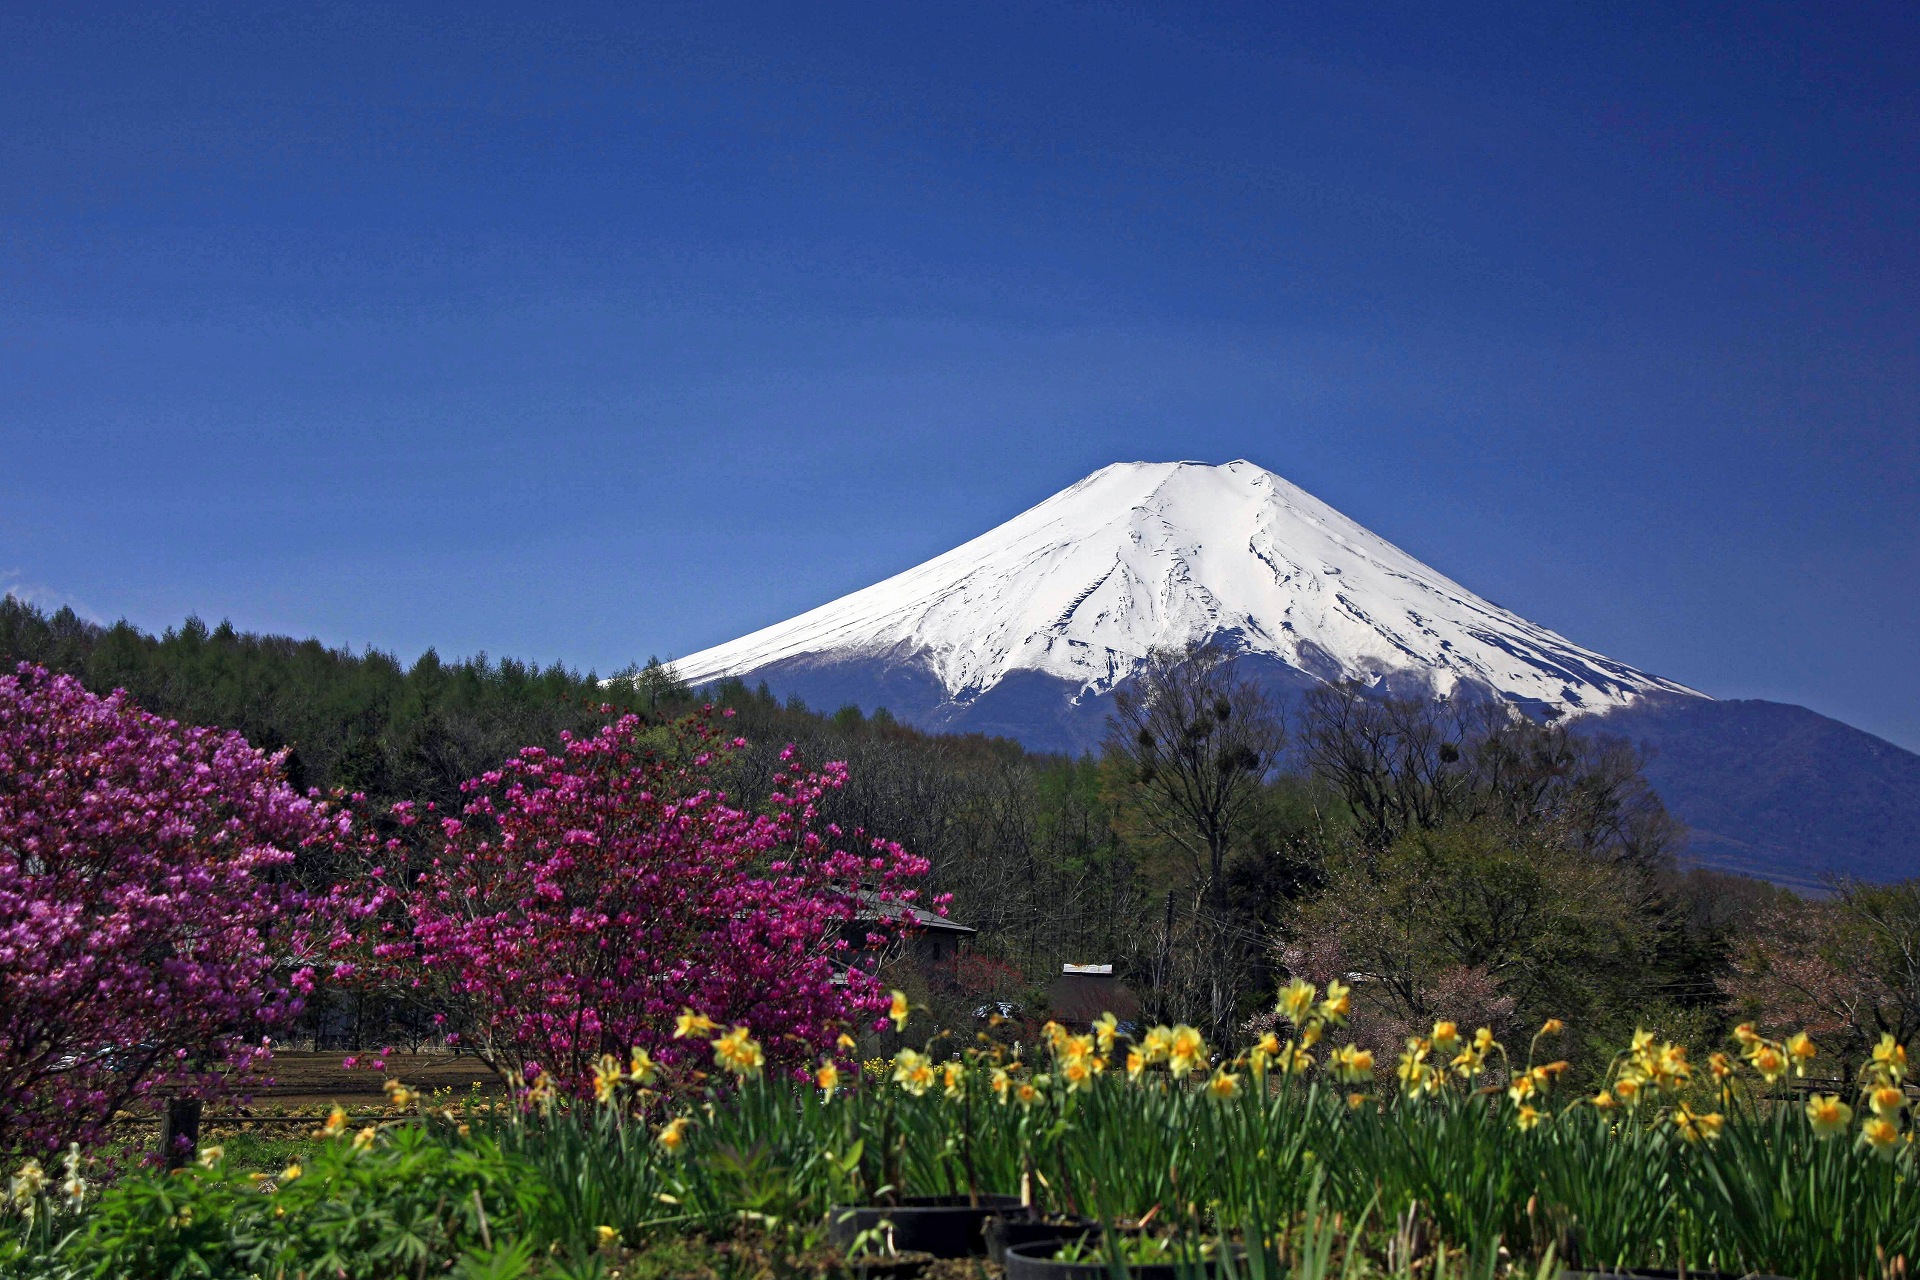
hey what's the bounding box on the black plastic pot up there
[1002,1240,1230,1280]
[983,1213,1101,1266]
[829,1194,1024,1259]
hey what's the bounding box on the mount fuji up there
[676,460,1698,716]
[673,461,1920,886]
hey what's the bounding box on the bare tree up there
[1106,642,1287,913]
[1300,683,1683,869]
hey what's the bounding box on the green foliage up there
[0,598,676,815]
[57,1124,543,1280]
[1309,819,1650,1029]
[1680,1096,1920,1280]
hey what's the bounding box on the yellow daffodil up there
[1805,1093,1853,1137]
[1168,1025,1207,1079]
[351,1126,377,1153]
[629,1047,659,1085]
[990,1066,1013,1102]
[1450,1027,1497,1077]
[837,1032,858,1053]
[593,1054,625,1103]
[1670,1104,1724,1144]
[1861,1116,1902,1157]
[384,1078,420,1109]
[815,1060,841,1099]
[943,1061,967,1099]
[1092,1012,1119,1055]
[889,990,911,1033]
[1785,1031,1817,1076]
[675,1008,718,1039]
[1431,1021,1460,1055]
[1652,1043,1691,1089]
[1613,1077,1643,1107]
[596,1225,619,1248]
[1318,980,1351,1025]
[9,1159,45,1208]
[196,1146,224,1169]
[1278,979,1318,1025]
[1708,1052,1734,1083]
[1750,1044,1787,1084]
[1207,1069,1241,1101]
[1060,1056,1094,1093]
[657,1116,690,1153]
[1732,1022,1759,1047]
[1539,1018,1564,1036]
[892,1048,934,1096]
[1396,1041,1431,1096]
[1299,1019,1324,1049]
[1141,1025,1173,1064]
[279,1162,301,1183]
[1126,1048,1147,1081]
[1872,1034,1909,1083]
[318,1105,349,1139]
[1591,1090,1617,1110]
[1016,1078,1045,1109]
[1346,1091,1369,1110]
[711,1026,765,1078]
[1514,1104,1543,1132]
[1332,1044,1374,1085]
[1279,1040,1315,1075]
[1870,1085,1906,1118]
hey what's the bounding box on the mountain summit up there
[675,460,1698,716]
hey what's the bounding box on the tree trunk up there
[160,1096,202,1169]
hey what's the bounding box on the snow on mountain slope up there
[672,460,1701,715]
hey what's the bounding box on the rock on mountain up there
[672,460,1918,886]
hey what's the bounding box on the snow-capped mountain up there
[674,460,1699,716]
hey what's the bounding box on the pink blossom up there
[325,708,931,1091]
[0,664,336,1154]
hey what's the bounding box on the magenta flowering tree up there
[0,664,340,1155]
[336,708,933,1090]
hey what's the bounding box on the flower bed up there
[7,990,1915,1279]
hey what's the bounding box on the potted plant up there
[982,1211,1101,1266]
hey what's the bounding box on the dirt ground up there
[214,1051,507,1115]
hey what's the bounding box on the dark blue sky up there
[4,3,1917,748]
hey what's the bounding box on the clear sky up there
[3,4,1916,749]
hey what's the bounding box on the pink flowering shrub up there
[0,664,339,1154]
[333,707,933,1091]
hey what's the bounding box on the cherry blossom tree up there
[0,664,339,1154]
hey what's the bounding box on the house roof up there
[849,888,978,937]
